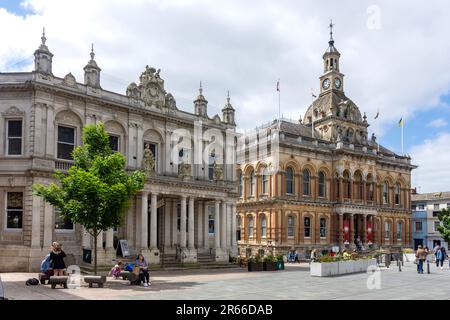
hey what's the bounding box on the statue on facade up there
[178,162,192,179]
[371,133,377,143]
[213,161,223,181]
[164,93,177,109]
[142,144,155,176]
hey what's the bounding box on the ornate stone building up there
[0,32,238,272]
[236,31,416,258]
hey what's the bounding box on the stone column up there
[349,179,354,200]
[164,199,172,249]
[215,200,221,249]
[203,202,210,250]
[136,124,144,169]
[106,228,114,252]
[150,193,157,250]
[96,231,104,249]
[31,195,41,248]
[141,191,149,250]
[34,103,44,156]
[226,203,232,249]
[362,180,367,203]
[43,201,53,248]
[45,105,55,157]
[171,199,178,247]
[197,200,203,249]
[362,215,368,244]
[349,214,355,247]
[82,226,91,248]
[188,197,195,250]
[338,213,344,249]
[231,204,237,253]
[221,201,227,249]
[180,195,187,248]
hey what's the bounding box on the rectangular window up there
[418,204,425,210]
[304,218,311,238]
[54,209,74,231]
[433,211,440,217]
[7,120,22,155]
[109,135,119,152]
[434,204,440,210]
[412,204,417,210]
[320,218,326,238]
[287,216,294,237]
[396,222,402,240]
[415,221,422,232]
[6,192,23,229]
[208,154,215,180]
[57,125,75,160]
[248,217,254,239]
[384,222,391,239]
[208,206,214,234]
[434,221,441,232]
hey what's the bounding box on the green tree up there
[437,208,450,244]
[33,123,145,274]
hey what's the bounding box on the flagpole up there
[278,80,281,120]
[311,88,315,138]
[401,118,404,155]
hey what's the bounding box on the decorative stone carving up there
[164,93,177,109]
[213,162,223,181]
[178,162,192,179]
[142,143,155,176]
[126,82,140,100]
[63,73,77,87]
[2,106,25,117]
[336,164,344,178]
[55,110,81,126]
[139,66,166,108]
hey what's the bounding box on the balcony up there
[55,159,74,171]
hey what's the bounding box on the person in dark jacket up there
[135,254,150,287]
[50,242,66,276]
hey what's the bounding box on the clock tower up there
[319,20,344,94]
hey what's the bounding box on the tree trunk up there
[93,229,98,276]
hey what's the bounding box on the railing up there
[55,159,74,171]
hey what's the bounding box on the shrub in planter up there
[263,254,277,271]
[276,254,285,270]
[248,255,263,272]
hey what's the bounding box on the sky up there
[0,0,449,193]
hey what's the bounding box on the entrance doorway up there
[414,239,423,250]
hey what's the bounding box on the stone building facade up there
[0,32,238,272]
[236,32,416,258]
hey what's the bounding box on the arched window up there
[395,183,401,205]
[320,218,327,238]
[248,216,254,239]
[354,171,362,200]
[343,171,350,199]
[249,170,255,196]
[287,215,294,237]
[304,217,311,238]
[262,167,269,195]
[260,215,267,238]
[238,173,243,197]
[383,181,389,204]
[384,220,391,239]
[318,171,326,197]
[303,169,311,196]
[367,175,374,201]
[286,167,294,194]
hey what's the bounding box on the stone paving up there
[1,262,449,300]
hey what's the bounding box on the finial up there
[199,81,203,95]
[41,27,47,45]
[329,19,335,45]
[90,43,95,60]
[227,90,230,104]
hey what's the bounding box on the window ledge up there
[55,229,75,233]
[3,228,23,232]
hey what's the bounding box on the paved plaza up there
[1,262,450,300]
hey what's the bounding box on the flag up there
[276,80,280,92]
[398,118,404,127]
[374,109,379,119]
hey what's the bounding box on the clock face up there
[322,79,330,90]
[334,78,341,89]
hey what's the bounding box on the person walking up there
[135,254,151,287]
[436,247,447,270]
[416,245,426,274]
[49,242,66,276]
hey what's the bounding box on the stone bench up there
[119,271,130,280]
[49,276,68,289]
[119,271,140,285]
[84,276,106,288]
[39,272,51,285]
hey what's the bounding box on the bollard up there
[427,262,430,274]
[398,259,401,272]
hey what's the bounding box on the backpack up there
[25,278,40,286]
[124,263,133,272]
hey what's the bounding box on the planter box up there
[263,262,277,271]
[404,253,416,262]
[311,259,377,277]
[276,261,285,270]
[248,262,263,272]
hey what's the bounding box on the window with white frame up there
[383,182,389,204]
[286,167,294,194]
[262,167,269,194]
[248,216,254,239]
[57,125,75,160]
[434,221,441,232]
[303,169,311,196]
[108,134,119,152]
[54,209,74,231]
[318,171,326,197]
[418,204,425,210]
[396,221,402,240]
[6,192,23,229]
[6,119,22,155]
[384,221,391,239]
[415,221,422,232]
[260,215,267,238]
[434,203,440,210]
[287,216,294,237]
[320,218,327,238]
[249,171,255,196]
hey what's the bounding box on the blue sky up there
[1,0,450,192]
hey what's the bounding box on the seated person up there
[110,261,123,279]
[40,253,54,277]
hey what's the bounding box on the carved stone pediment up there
[2,106,25,117]
[63,73,77,87]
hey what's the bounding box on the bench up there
[84,276,107,288]
[49,276,68,289]
[119,271,130,280]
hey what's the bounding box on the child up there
[111,261,123,279]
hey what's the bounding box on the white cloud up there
[1,0,450,133]
[427,118,448,128]
[410,132,450,193]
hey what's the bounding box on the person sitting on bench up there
[135,254,151,287]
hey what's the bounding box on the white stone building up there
[0,32,238,272]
